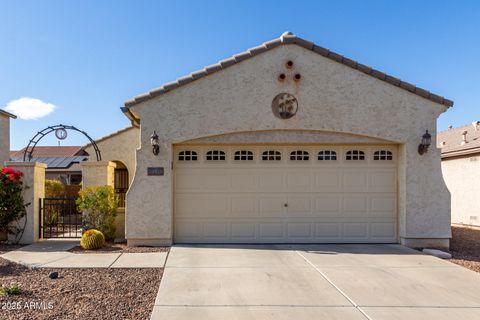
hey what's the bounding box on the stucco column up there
[81,161,116,187]
[5,162,46,244]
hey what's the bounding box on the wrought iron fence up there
[39,198,82,238]
[115,169,129,208]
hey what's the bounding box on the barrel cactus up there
[80,229,105,250]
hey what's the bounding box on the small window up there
[290,150,309,161]
[178,150,198,161]
[262,150,281,161]
[318,150,337,161]
[206,150,226,161]
[346,150,365,160]
[234,150,254,161]
[374,150,393,161]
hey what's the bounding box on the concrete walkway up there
[151,244,480,320]
[1,241,168,268]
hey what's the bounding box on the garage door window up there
[178,150,198,161]
[374,150,393,160]
[206,150,226,161]
[234,150,254,161]
[318,150,337,161]
[262,150,281,161]
[346,150,365,160]
[290,150,309,161]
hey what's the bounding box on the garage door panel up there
[231,222,257,238]
[287,172,312,190]
[174,144,397,243]
[371,222,396,238]
[342,197,368,216]
[231,174,257,190]
[175,195,229,218]
[259,197,284,217]
[369,170,396,191]
[314,171,341,191]
[315,197,341,216]
[176,172,229,191]
[286,196,312,215]
[260,223,284,239]
[204,222,229,238]
[259,172,284,190]
[231,196,257,217]
[342,171,368,191]
[343,223,369,239]
[287,223,313,238]
[315,223,341,238]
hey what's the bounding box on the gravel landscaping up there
[449,225,480,272]
[69,242,170,254]
[0,243,164,320]
[0,256,163,320]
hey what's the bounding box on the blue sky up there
[1,0,479,150]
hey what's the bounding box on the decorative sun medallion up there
[272,93,298,119]
[55,128,68,140]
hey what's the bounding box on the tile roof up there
[122,31,454,125]
[438,121,480,157]
[0,109,17,119]
[10,146,86,158]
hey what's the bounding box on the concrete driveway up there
[151,244,480,320]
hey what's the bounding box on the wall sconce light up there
[150,131,159,155]
[418,130,432,155]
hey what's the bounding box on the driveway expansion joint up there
[295,250,373,320]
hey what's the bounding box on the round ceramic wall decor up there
[272,93,298,119]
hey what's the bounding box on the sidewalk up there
[1,240,168,268]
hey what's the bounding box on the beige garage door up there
[174,145,397,243]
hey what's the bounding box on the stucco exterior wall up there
[0,114,10,165]
[5,162,46,244]
[126,44,450,247]
[84,127,139,185]
[442,154,480,226]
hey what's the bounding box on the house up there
[0,109,16,165]
[116,32,453,248]
[10,146,88,185]
[439,122,480,227]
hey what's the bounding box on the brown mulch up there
[0,257,163,320]
[449,226,480,272]
[69,242,170,253]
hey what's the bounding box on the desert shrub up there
[76,185,118,240]
[0,284,21,296]
[44,180,66,227]
[80,229,105,250]
[0,168,29,239]
[45,179,65,198]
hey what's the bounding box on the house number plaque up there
[147,167,164,176]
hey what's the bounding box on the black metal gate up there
[39,198,83,238]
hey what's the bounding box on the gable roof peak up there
[122,33,453,125]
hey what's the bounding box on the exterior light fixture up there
[151,131,159,155]
[418,130,432,155]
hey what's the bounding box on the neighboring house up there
[0,109,17,165]
[118,32,452,248]
[10,146,88,184]
[439,121,480,227]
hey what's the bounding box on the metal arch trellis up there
[23,124,102,162]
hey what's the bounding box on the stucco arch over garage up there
[123,32,452,248]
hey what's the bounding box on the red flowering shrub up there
[0,167,28,240]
